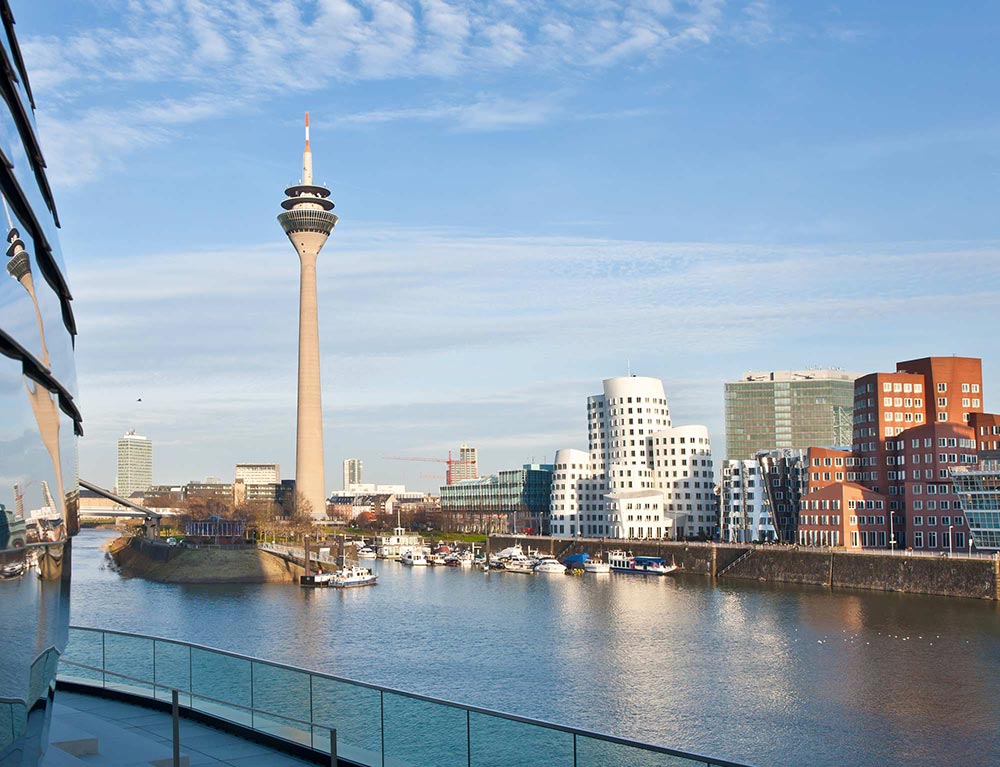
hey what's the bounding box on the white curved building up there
[550,376,715,540]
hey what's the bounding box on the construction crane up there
[383,451,476,485]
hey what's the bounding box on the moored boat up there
[583,559,611,574]
[401,548,429,566]
[534,557,567,574]
[607,550,678,575]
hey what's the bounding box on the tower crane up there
[383,451,477,485]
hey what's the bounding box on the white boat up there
[426,552,447,566]
[401,548,429,566]
[534,557,567,574]
[503,559,534,574]
[607,550,678,575]
[356,546,377,560]
[300,565,377,588]
[583,560,611,574]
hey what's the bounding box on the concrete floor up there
[41,690,318,767]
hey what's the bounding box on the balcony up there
[56,627,751,767]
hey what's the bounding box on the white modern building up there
[116,431,153,498]
[235,463,280,485]
[721,459,774,542]
[343,458,363,489]
[450,444,479,483]
[550,376,715,539]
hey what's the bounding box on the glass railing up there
[58,626,753,767]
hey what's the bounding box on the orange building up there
[895,357,984,425]
[899,422,976,551]
[969,412,1000,461]
[798,482,888,548]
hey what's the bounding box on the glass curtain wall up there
[0,2,81,764]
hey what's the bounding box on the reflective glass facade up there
[724,371,855,460]
[951,464,1000,550]
[0,3,80,764]
[440,464,553,533]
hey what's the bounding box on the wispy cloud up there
[71,228,1000,486]
[22,0,774,187]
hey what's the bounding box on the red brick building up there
[839,356,986,551]
[798,482,888,548]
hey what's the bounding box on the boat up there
[374,525,423,560]
[502,559,534,574]
[583,560,611,574]
[300,565,378,588]
[401,548,429,566]
[534,557,567,574]
[426,552,447,566]
[607,550,678,575]
[356,546,377,560]
[443,554,462,567]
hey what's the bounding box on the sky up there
[15,0,1000,493]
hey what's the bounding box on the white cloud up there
[22,0,773,188]
[71,228,1000,485]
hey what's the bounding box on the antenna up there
[1,193,12,231]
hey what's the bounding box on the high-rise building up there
[724,370,857,460]
[0,5,82,761]
[848,356,984,550]
[343,458,363,489]
[450,444,478,483]
[278,113,338,520]
[550,376,714,539]
[235,463,280,485]
[116,431,153,497]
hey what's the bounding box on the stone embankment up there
[108,537,303,584]
[488,535,1000,600]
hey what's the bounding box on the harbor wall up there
[488,535,1000,599]
[109,537,304,584]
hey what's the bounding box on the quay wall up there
[109,537,304,584]
[488,535,999,599]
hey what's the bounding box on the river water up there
[68,530,1000,767]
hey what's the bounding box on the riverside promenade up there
[488,535,1000,599]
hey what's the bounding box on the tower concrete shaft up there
[278,113,338,520]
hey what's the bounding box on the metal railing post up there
[380,690,385,767]
[101,632,106,688]
[171,688,180,767]
[466,709,471,767]
[330,728,337,767]
[573,732,577,767]
[250,662,254,730]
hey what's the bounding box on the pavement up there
[41,689,317,767]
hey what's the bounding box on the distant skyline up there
[17,0,1000,491]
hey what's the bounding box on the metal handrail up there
[62,625,755,767]
[58,658,319,732]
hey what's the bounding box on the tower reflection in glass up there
[0,2,82,763]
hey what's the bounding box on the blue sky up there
[16,0,1000,491]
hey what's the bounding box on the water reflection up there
[68,530,1000,767]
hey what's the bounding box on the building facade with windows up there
[116,431,152,497]
[550,376,714,540]
[440,464,553,534]
[235,463,279,485]
[450,444,479,483]
[724,370,856,461]
[342,458,362,489]
[951,462,1000,550]
[722,459,771,542]
[0,2,83,761]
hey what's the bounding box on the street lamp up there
[889,511,896,553]
[948,525,954,557]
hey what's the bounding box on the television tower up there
[278,113,338,520]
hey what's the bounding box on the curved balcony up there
[277,209,338,236]
[57,626,754,767]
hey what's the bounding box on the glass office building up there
[724,370,856,460]
[0,2,82,763]
[951,463,1000,550]
[440,464,553,534]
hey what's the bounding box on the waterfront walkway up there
[42,689,315,767]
